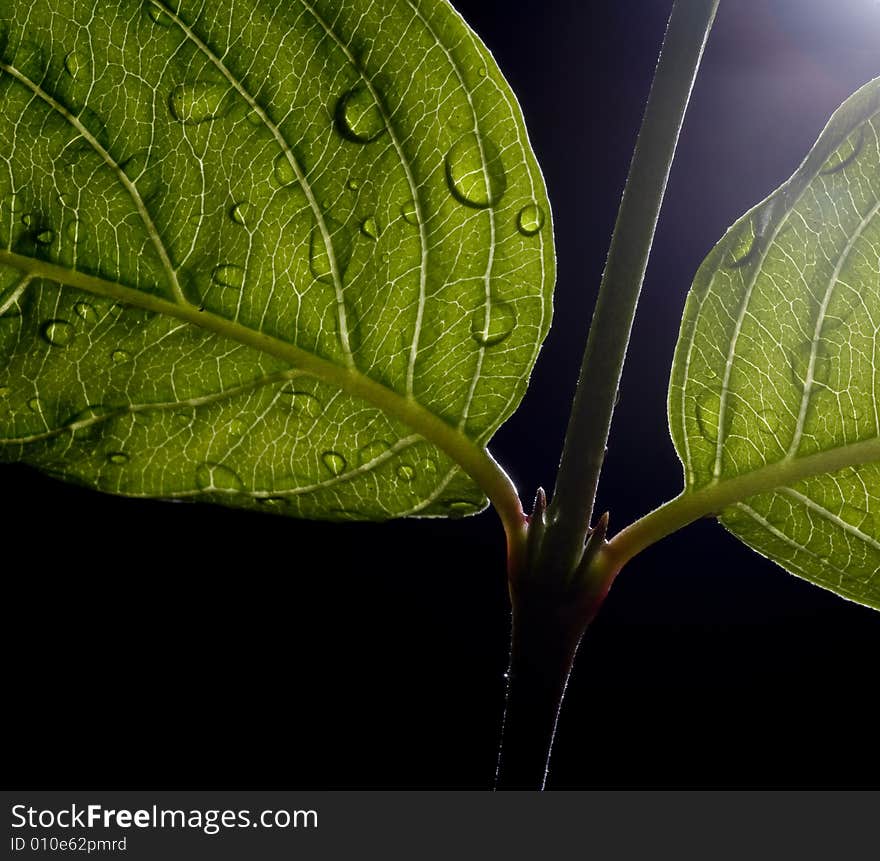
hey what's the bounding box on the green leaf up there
[0,0,553,521]
[669,77,880,609]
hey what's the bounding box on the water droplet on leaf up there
[321,451,347,475]
[727,220,758,268]
[111,349,131,364]
[396,464,415,482]
[357,440,391,465]
[107,451,129,465]
[212,263,245,290]
[695,391,720,443]
[273,152,297,187]
[195,462,244,491]
[63,49,84,78]
[335,87,385,143]
[470,298,516,347]
[229,201,250,226]
[447,499,480,517]
[516,203,545,236]
[66,404,114,441]
[820,127,865,176]
[400,200,418,225]
[445,132,507,208]
[40,319,73,347]
[360,216,379,239]
[34,229,55,246]
[74,301,98,323]
[279,387,322,419]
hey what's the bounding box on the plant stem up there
[497,0,721,791]
[539,0,720,577]
[495,573,612,790]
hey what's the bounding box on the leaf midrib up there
[605,434,880,570]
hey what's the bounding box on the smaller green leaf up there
[669,76,880,609]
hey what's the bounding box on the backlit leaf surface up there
[0,0,553,520]
[670,78,880,608]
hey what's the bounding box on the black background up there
[7,0,880,789]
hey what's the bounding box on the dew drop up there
[111,349,132,364]
[63,49,84,78]
[447,499,480,517]
[273,152,297,187]
[21,212,33,228]
[516,203,545,236]
[820,127,865,176]
[28,398,41,413]
[695,391,720,443]
[195,461,242,490]
[334,86,385,143]
[169,81,230,125]
[66,404,114,441]
[321,451,347,476]
[257,496,288,509]
[107,451,130,466]
[470,298,516,347]
[360,216,379,240]
[727,220,758,268]
[347,178,360,191]
[357,440,391,466]
[40,319,74,347]
[478,67,487,78]
[147,5,172,25]
[74,302,98,323]
[195,461,245,491]
[229,201,250,226]
[212,263,245,290]
[34,228,55,246]
[396,464,415,482]
[445,133,506,209]
[65,219,82,243]
[279,387,322,419]
[400,200,419,225]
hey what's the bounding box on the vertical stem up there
[539,0,720,577]
[495,581,609,790]
[496,0,721,791]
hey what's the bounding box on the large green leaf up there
[0,0,553,520]
[669,77,880,609]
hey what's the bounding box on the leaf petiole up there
[597,437,880,577]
